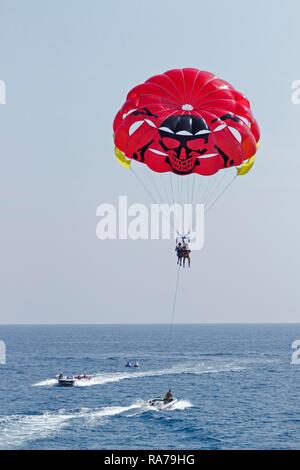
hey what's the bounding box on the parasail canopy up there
[113,68,260,177]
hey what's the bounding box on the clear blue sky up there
[0,0,299,323]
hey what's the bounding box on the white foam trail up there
[32,378,57,387]
[76,363,245,387]
[0,398,194,448]
[0,405,139,449]
[84,405,138,424]
[33,362,245,387]
[92,405,137,417]
[0,411,73,449]
[171,399,193,410]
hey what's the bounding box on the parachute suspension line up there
[182,178,186,204]
[159,173,171,206]
[190,174,196,207]
[143,169,166,205]
[203,174,220,205]
[177,176,181,204]
[163,264,181,382]
[168,173,177,233]
[130,167,158,204]
[200,177,211,203]
[200,177,210,203]
[175,176,179,204]
[182,178,185,205]
[130,167,178,235]
[204,171,227,207]
[202,175,216,204]
[168,174,175,207]
[195,176,209,204]
[133,164,166,206]
[169,173,175,207]
[182,177,186,204]
[179,177,184,206]
[193,176,204,206]
[169,264,181,337]
[186,175,192,204]
[205,174,238,214]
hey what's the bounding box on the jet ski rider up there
[164,389,173,402]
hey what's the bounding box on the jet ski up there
[148,397,178,410]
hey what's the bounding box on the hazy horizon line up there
[0,322,299,326]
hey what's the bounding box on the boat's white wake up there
[0,400,192,449]
[33,378,58,387]
[169,399,192,411]
[0,411,73,449]
[33,362,245,388]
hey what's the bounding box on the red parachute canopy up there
[113,68,260,176]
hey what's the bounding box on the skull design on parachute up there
[113,68,260,176]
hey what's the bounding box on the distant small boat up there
[125,362,133,367]
[56,374,92,386]
[133,361,139,368]
[57,375,76,386]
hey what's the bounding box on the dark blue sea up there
[0,324,299,450]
